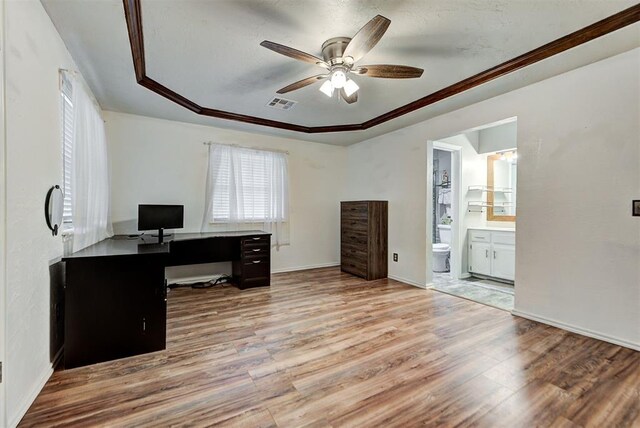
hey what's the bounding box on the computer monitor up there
[138,204,184,244]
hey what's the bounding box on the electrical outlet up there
[393,253,398,262]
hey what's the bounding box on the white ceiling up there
[42,0,639,145]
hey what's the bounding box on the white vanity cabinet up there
[468,229,515,281]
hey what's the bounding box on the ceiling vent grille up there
[266,97,297,111]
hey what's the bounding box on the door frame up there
[427,141,462,285]
[0,0,7,424]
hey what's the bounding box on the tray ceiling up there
[42,0,640,145]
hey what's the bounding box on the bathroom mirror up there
[487,151,517,221]
[45,185,64,236]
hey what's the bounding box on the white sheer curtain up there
[201,143,289,248]
[70,73,113,251]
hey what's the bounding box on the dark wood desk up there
[61,231,270,368]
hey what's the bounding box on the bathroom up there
[429,119,517,311]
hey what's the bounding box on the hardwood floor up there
[20,267,639,427]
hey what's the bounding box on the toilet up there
[433,224,451,272]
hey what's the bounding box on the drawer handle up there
[252,237,261,241]
[252,249,261,252]
[252,260,261,264]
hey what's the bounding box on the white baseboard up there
[388,274,427,289]
[9,365,53,428]
[511,309,640,352]
[271,262,339,274]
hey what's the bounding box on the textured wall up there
[104,111,347,275]
[4,1,90,425]
[346,49,640,348]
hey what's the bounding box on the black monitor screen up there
[138,204,184,231]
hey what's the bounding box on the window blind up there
[61,74,74,227]
[211,148,284,222]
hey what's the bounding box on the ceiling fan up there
[260,15,424,104]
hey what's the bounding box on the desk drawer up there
[243,258,270,278]
[240,276,270,289]
[242,236,270,249]
[243,246,269,258]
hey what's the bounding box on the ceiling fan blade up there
[355,65,424,78]
[276,74,328,94]
[343,15,391,63]
[340,88,358,104]
[260,41,330,69]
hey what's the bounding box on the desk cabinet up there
[341,201,388,280]
[233,234,271,289]
[64,253,167,369]
[62,231,270,368]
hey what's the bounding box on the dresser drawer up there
[341,218,368,232]
[341,202,369,220]
[341,258,368,278]
[469,230,491,243]
[341,249,368,267]
[341,229,368,246]
[342,242,367,260]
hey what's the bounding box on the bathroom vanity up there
[468,227,515,282]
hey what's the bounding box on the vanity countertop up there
[468,226,515,232]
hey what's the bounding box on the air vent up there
[266,97,297,111]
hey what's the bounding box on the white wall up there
[346,48,640,349]
[105,111,347,275]
[478,121,517,153]
[3,1,93,425]
[0,0,7,424]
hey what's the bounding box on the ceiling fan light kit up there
[260,15,424,104]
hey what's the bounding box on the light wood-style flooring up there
[20,267,640,426]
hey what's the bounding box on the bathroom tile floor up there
[431,273,514,311]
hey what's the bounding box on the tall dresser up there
[341,201,388,280]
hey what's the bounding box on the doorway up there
[428,141,461,283]
[427,119,517,312]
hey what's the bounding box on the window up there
[208,145,288,223]
[211,145,289,223]
[61,74,74,229]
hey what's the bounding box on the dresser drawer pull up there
[252,237,262,241]
[252,260,262,264]
[252,249,261,252]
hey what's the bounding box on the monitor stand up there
[150,228,173,244]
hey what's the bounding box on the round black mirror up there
[45,185,64,236]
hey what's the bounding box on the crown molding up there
[123,0,640,134]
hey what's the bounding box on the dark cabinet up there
[233,234,271,289]
[341,201,388,280]
[61,231,270,368]
[64,253,167,369]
